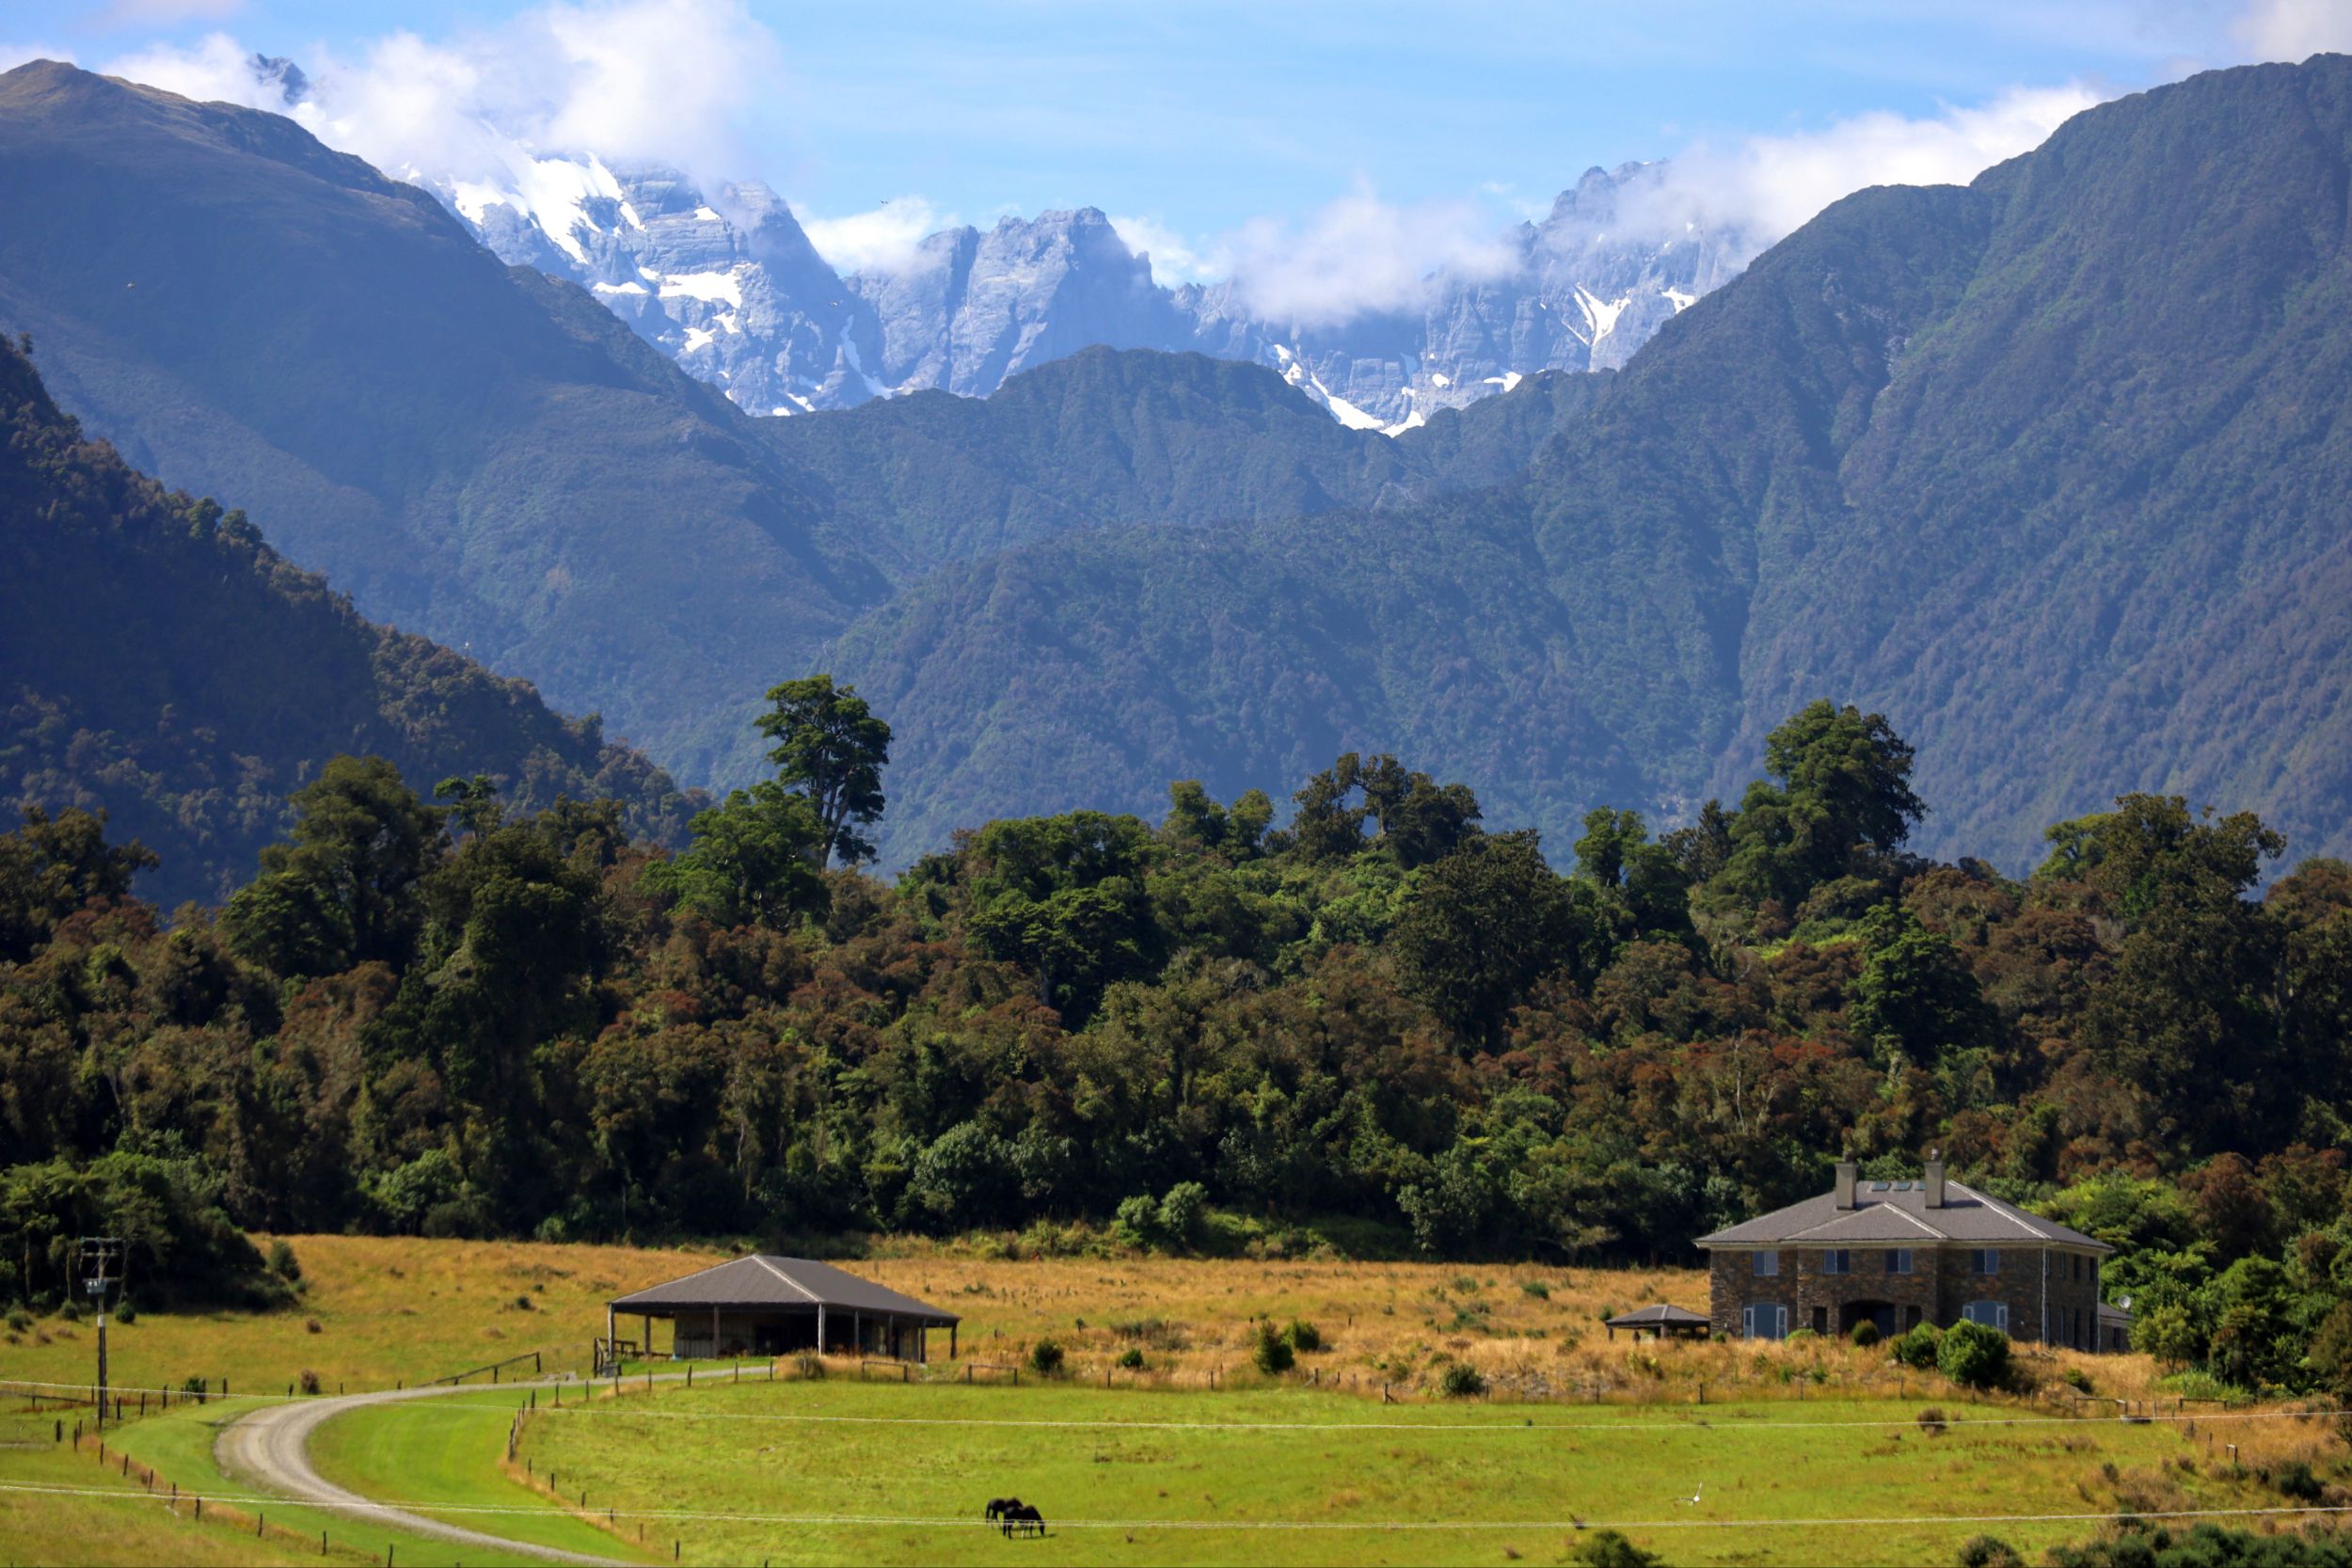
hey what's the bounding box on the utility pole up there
[77,1238,122,1433]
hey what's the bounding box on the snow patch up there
[592,280,648,295]
[1664,286,1698,311]
[1574,285,1629,344]
[694,205,722,222]
[682,325,716,352]
[1428,371,1452,388]
[659,269,745,306]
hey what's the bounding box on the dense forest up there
[4,679,2350,1396]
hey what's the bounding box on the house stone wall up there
[1710,1244,2108,1349]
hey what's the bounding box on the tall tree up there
[756,675,891,869]
[223,757,446,976]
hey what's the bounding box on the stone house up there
[1696,1155,2113,1349]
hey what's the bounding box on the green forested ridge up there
[0,333,695,905]
[831,56,2352,870]
[5,689,2351,1400]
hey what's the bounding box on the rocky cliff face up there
[440,153,1743,430]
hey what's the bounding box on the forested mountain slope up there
[0,335,695,904]
[838,55,2352,869]
[0,60,1601,787]
[0,59,878,787]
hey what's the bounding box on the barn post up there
[853,1310,861,1356]
[644,1315,652,1357]
[606,1305,615,1370]
[818,1304,827,1355]
[711,1305,720,1358]
[949,1323,957,1359]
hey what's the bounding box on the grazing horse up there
[1000,1502,1045,1539]
[984,1497,1023,1523]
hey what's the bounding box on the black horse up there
[984,1497,1023,1523]
[1000,1502,1045,1539]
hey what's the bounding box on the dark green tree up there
[1713,703,1926,910]
[223,757,445,975]
[0,806,157,963]
[756,675,891,868]
[641,782,829,929]
[1849,907,1995,1068]
[1391,831,1598,1049]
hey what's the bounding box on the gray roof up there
[1696,1180,2108,1252]
[1605,1303,1709,1327]
[610,1257,960,1324]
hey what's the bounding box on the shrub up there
[1156,1181,1208,1245]
[2062,1366,2093,1393]
[1027,1338,1065,1376]
[1917,1406,1947,1434]
[305,1317,322,1334]
[2270,1460,2323,1502]
[1784,1327,1819,1345]
[266,1240,301,1282]
[1938,1321,2010,1390]
[1955,1535,2023,1568]
[1892,1323,1944,1370]
[1438,1361,1486,1398]
[298,1370,322,1395]
[1850,1320,1880,1348]
[4,1307,27,1333]
[1112,1195,1160,1249]
[2132,1303,2203,1368]
[113,1301,136,1325]
[1284,1319,1324,1354]
[58,1300,81,1323]
[1520,1280,1550,1299]
[1116,1347,1144,1370]
[792,1353,824,1380]
[512,1293,534,1311]
[1565,1528,1661,1567]
[181,1376,207,1397]
[1252,1321,1295,1375]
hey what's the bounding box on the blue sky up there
[10,1,2345,284]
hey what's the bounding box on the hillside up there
[0,58,881,786]
[0,334,695,904]
[836,55,2352,869]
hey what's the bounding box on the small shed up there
[1604,1304,1711,1341]
[2098,1303,2134,1354]
[606,1257,961,1367]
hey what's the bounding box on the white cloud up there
[99,0,782,187]
[1107,214,1217,286]
[1223,181,1523,328]
[1623,82,2109,253]
[2233,0,2352,59]
[802,197,952,276]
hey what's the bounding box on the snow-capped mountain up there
[428,148,1744,430]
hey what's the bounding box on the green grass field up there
[453,1374,2285,1566]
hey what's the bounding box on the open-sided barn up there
[606,1257,961,1365]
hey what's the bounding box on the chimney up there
[1834,1161,1858,1211]
[1924,1149,1946,1209]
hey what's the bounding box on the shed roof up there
[1604,1303,1709,1328]
[610,1257,960,1324]
[1696,1180,2107,1252]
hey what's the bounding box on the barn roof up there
[1604,1303,1709,1328]
[1696,1180,2106,1251]
[610,1257,960,1324]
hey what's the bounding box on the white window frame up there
[1741,1303,1789,1340]
[1963,1299,2010,1333]
[1752,1250,1780,1277]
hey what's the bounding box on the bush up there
[1284,1319,1324,1354]
[1438,1361,1486,1398]
[2270,1460,2323,1502]
[1156,1181,1208,1245]
[1027,1338,1065,1376]
[2132,1303,2203,1368]
[1253,1321,1295,1374]
[1784,1327,1818,1345]
[113,1301,136,1325]
[1565,1528,1661,1567]
[792,1353,824,1380]
[267,1240,301,1282]
[1917,1406,1947,1434]
[1956,1534,2023,1568]
[1116,1346,1144,1370]
[1892,1323,1944,1370]
[4,1307,28,1333]
[1850,1320,1880,1348]
[2063,1366,2093,1393]
[298,1370,322,1395]
[1112,1194,1161,1248]
[1938,1321,2010,1390]
[1520,1279,1550,1298]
